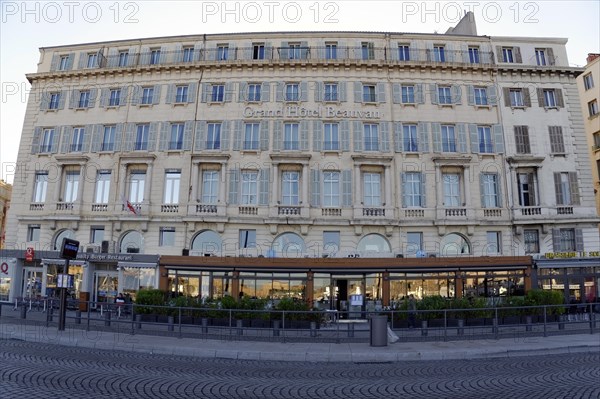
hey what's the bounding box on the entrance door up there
[332,276,365,318]
[22,267,43,298]
[94,271,119,305]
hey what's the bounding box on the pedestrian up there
[408,294,417,329]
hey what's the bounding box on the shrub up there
[524,289,565,315]
[417,295,447,320]
[134,289,166,314]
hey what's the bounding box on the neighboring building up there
[0,180,11,249]
[2,13,599,308]
[578,53,600,214]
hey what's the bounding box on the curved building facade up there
[3,18,600,306]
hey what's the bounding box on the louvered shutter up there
[341,121,350,151]
[273,120,282,151]
[238,82,247,102]
[165,84,175,104]
[194,121,207,151]
[228,169,239,205]
[259,169,270,205]
[493,125,504,154]
[153,85,161,105]
[431,123,442,152]
[90,125,102,152]
[233,121,242,151]
[392,84,401,104]
[88,88,97,108]
[451,85,462,104]
[313,121,323,151]
[467,86,475,105]
[394,123,402,153]
[188,83,198,103]
[354,82,362,103]
[260,121,270,150]
[300,81,308,102]
[488,85,498,106]
[159,122,169,151]
[147,123,158,151]
[575,229,584,252]
[60,126,72,153]
[469,124,479,153]
[82,126,91,152]
[224,82,233,102]
[551,229,561,251]
[311,169,321,207]
[183,121,194,151]
[314,82,323,102]
[261,82,270,102]
[69,89,79,109]
[430,84,438,104]
[380,122,390,152]
[376,82,386,103]
[353,121,362,152]
[339,82,347,102]
[342,170,352,207]
[300,121,309,150]
[418,123,429,153]
[221,121,230,150]
[554,173,563,205]
[415,84,425,104]
[569,172,580,205]
[457,124,467,153]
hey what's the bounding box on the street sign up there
[60,238,80,260]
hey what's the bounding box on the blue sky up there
[1,0,599,183]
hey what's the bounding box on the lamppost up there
[58,237,79,331]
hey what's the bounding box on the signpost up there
[58,237,79,331]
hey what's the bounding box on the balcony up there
[404,209,425,218]
[322,208,342,216]
[278,206,301,216]
[77,46,496,74]
[161,204,179,213]
[122,203,142,215]
[556,206,574,215]
[91,204,108,212]
[520,207,542,216]
[30,203,44,211]
[363,207,386,217]
[196,204,217,214]
[483,209,502,217]
[56,202,74,211]
[239,206,258,215]
[445,208,466,217]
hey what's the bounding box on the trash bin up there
[370,315,388,347]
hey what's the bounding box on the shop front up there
[160,255,533,314]
[535,257,600,304]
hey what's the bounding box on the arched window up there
[54,229,75,250]
[271,232,305,257]
[191,230,222,255]
[357,233,391,254]
[120,231,143,253]
[440,233,471,256]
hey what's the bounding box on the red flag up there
[121,195,138,215]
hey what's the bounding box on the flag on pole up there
[121,195,138,215]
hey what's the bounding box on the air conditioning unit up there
[86,244,101,254]
[531,253,545,260]
[427,252,438,258]
[346,253,361,258]
[101,240,117,254]
[395,253,404,258]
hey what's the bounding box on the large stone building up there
[578,53,600,214]
[2,14,599,308]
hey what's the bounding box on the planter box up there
[427,319,446,328]
[211,317,230,327]
[446,318,462,327]
[250,319,270,328]
[139,314,157,323]
[179,316,194,325]
[156,315,170,324]
[466,318,485,326]
[502,316,521,325]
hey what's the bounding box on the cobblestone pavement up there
[1,339,599,399]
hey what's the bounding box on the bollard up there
[168,316,175,332]
[0,303,2,317]
[558,314,566,330]
[492,318,499,335]
[75,310,82,325]
[310,321,317,337]
[47,307,53,323]
[273,320,280,337]
[347,322,354,338]
[236,319,243,336]
[104,310,111,327]
[136,314,142,329]
[20,304,27,319]
[525,315,533,332]
[457,319,464,336]
[421,320,428,337]
[201,317,208,333]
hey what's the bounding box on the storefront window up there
[238,272,307,300]
[0,276,11,301]
[212,272,231,298]
[123,267,156,300]
[389,272,456,301]
[463,271,523,298]
[45,263,82,299]
[313,274,332,310]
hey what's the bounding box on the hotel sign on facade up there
[243,106,383,119]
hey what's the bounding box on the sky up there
[1,0,599,184]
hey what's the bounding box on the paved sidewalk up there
[1,312,598,363]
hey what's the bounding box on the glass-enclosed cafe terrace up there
[160,256,534,312]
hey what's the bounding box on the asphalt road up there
[1,339,598,399]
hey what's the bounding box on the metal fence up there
[1,299,598,344]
